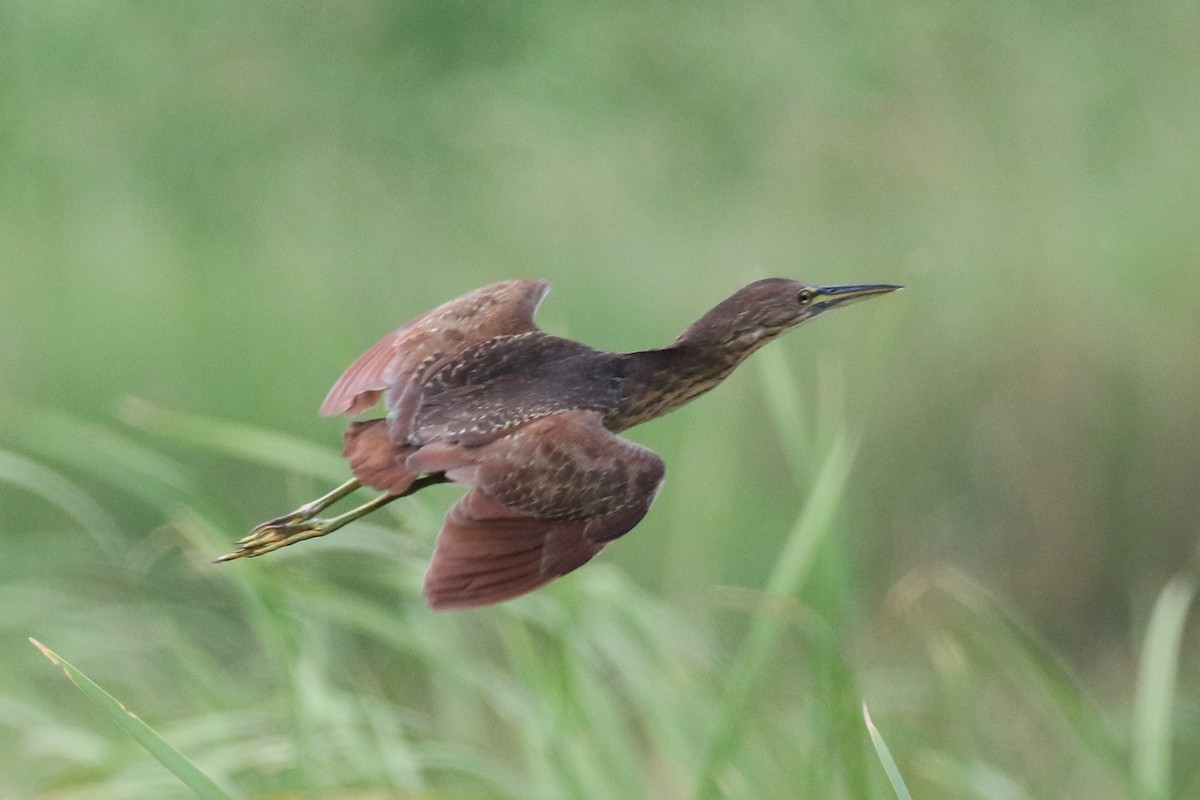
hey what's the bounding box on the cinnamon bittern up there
[219,278,900,609]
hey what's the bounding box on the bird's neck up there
[608,330,769,431]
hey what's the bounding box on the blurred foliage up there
[1,1,1199,797]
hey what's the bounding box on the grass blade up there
[893,567,1129,788]
[0,448,124,560]
[1132,570,1197,800]
[118,397,347,481]
[30,638,238,800]
[863,702,913,800]
[695,432,856,799]
[15,409,199,510]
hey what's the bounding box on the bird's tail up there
[343,419,419,494]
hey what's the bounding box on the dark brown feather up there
[319,279,550,419]
[414,411,664,609]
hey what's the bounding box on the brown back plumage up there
[319,278,550,420]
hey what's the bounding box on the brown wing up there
[407,411,666,610]
[318,279,550,418]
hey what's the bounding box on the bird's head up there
[680,278,902,353]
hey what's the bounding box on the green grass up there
[864,702,913,800]
[1133,570,1198,800]
[31,639,237,800]
[8,387,1198,798]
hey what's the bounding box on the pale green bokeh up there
[2,3,1198,797]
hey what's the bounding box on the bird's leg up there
[216,473,449,562]
[216,491,401,561]
[260,477,364,529]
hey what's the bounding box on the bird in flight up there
[218,278,900,609]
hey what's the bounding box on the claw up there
[236,513,303,545]
[216,517,330,562]
[216,475,441,565]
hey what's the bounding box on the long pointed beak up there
[812,283,903,310]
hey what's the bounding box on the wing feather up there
[319,279,550,418]
[415,411,665,610]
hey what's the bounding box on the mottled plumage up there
[220,277,900,609]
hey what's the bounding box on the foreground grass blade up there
[695,433,856,800]
[1132,570,1197,800]
[30,639,238,800]
[863,702,913,800]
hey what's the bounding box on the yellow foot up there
[215,514,331,562]
[217,483,414,563]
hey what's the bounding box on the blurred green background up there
[2,2,1199,798]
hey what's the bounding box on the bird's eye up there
[797,288,816,306]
